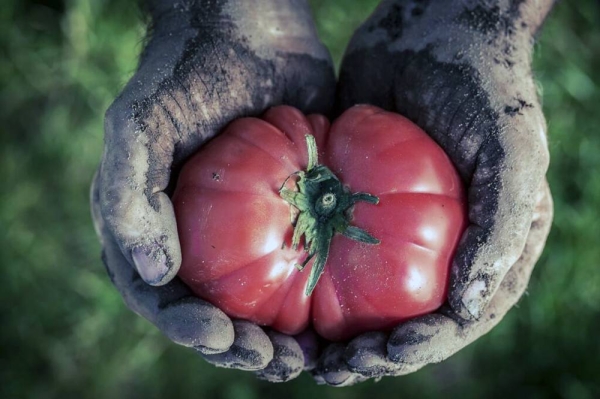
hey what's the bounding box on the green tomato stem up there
[279,135,380,296]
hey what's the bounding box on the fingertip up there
[448,226,511,322]
[131,245,179,286]
[255,331,304,382]
[156,297,234,353]
[100,105,182,286]
[313,344,357,386]
[387,314,460,365]
[344,332,396,377]
[202,320,274,371]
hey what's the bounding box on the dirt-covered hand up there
[91,0,334,382]
[312,181,552,385]
[314,0,555,385]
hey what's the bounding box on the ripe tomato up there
[173,105,466,341]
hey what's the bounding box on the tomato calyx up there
[280,135,380,296]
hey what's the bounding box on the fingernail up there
[132,246,170,285]
[461,279,487,319]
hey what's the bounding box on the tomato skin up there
[173,105,466,341]
[173,108,329,335]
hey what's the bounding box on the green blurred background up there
[1,0,599,398]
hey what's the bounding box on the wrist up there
[141,0,325,58]
[369,0,555,45]
[345,0,558,76]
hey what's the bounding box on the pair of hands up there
[91,0,554,385]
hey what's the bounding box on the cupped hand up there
[92,0,334,382]
[313,0,555,385]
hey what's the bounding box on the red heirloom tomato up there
[173,105,466,341]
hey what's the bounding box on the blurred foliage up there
[1,0,599,398]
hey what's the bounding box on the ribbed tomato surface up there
[173,105,466,341]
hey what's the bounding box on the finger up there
[100,218,234,353]
[388,181,553,366]
[99,97,181,286]
[94,170,182,321]
[460,179,553,333]
[155,297,234,355]
[202,320,274,371]
[294,328,321,371]
[95,151,181,319]
[97,9,205,286]
[387,312,461,366]
[343,331,417,377]
[255,330,304,382]
[312,344,368,386]
[448,103,549,320]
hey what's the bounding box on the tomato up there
[173,105,466,341]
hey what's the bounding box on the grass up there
[1,0,599,398]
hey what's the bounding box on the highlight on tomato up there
[173,105,467,341]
